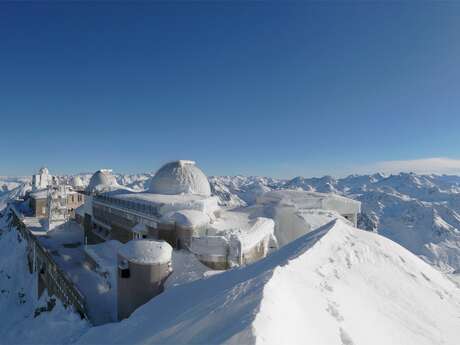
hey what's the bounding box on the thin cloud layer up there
[361,157,460,175]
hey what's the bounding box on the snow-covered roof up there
[191,210,275,256]
[149,160,211,197]
[38,167,49,175]
[29,189,48,199]
[104,191,220,218]
[118,240,172,265]
[257,190,361,214]
[85,240,123,272]
[87,169,118,194]
[209,211,275,249]
[161,210,211,228]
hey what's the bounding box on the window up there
[119,260,130,278]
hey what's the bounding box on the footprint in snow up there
[420,272,431,282]
[345,256,352,269]
[326,302,343,322]
[321,281,333,292]
[339,328,355,345]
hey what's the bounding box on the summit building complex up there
[7,160,360,324]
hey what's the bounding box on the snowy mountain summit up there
[77,219,460,345]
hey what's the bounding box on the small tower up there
[32,167,52,191]
[117,240,172,320]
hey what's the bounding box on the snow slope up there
[77,220,460,345]
[0,218,88,344]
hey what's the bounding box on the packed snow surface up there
[149,160,211,196]
[165,250,219,288]
[29,189,49,199]
[77,219,460,345]
[118,240,173,265]
[208,210,275,251]
[85,240,123,272]
[257,190,361,215]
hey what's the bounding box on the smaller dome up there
[87,169,118,193]
[149,160,211,196]
[72,175,84,188]
[39,167,49,175]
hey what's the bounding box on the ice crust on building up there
[255,190,361,247]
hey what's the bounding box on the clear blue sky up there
[1,2,460,177]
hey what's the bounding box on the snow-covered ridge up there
[76,220,460,345]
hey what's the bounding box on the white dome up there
[87,169,118,193]
[39,167,49,175]
[72,175,84,188]
[149,160,211,197]
[118,240,172,265]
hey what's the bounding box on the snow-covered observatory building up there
[80,160,275,270]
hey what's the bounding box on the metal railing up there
[8,203,88,319]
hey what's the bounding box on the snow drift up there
[77,219,460,345]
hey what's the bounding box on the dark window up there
[120,268,130,278]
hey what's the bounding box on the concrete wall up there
[30,197,47,218]
[117,255,171,320]
[195,254,229,270]
[92,202,193,249]
[342,213,358,227]
[67,193,85,217]
[84,213,105,245]
[92,204,135,243]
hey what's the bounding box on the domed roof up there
[149,160,211,197]
[87,169,118,193]
[118,240,172,265]
[72,175,84,188]
[38,167,49,175]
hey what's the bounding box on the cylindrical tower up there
[117,240,172,320]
